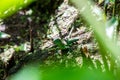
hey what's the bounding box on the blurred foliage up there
[1,0,120,80]
[10,65,40,80]
[71,0,120,79]
[10,64,115,80]
[71,0,119,62]
[0,0,34,19]
[0,32,10,39]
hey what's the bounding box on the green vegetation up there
[0,0,34,19]
[0,0,120,80]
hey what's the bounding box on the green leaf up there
[106,17,118,40]
[110,0,115,2]
[0,32,10,39]
[0,0,35,19]
[11,65,40,80]
[66,38,79,45]
[53,39,66,49]
[14,42,30,52]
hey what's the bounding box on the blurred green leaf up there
[10,65,41,80]
[106,17,118,40]
[70,0,120,65]
[0,0,35,19]
[53,39,66,49]
[0,32,10,39]
[14,66,114,80]
[110,0,115,2]
[66,38,78,45]
[14,42,30,52]
[11,65,115,80]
